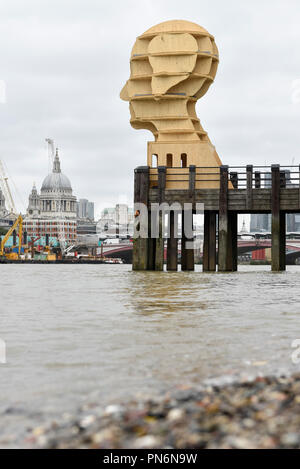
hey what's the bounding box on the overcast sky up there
[0,0,300,218]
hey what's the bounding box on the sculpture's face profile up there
[120,20,219,142]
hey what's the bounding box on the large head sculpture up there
[120,20,219,143]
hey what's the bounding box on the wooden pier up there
[133,164,300,272]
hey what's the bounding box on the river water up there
[0,264,300,445]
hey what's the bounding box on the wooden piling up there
[133,168,141,270]
[246,165,253,210]
[155,166,166,271]
[167,210,178,271]
[254,171,261,189]
[133,166,149,271]
[271,165,286,271]
[227,212,238,272]
[230,172,238,189]
[218,166,230,271]
[181,208,194,271]
[189,165,196,198]
[280,171,286,189]
[280,211,286,270]
[203,211,217,272]
[147,216,156,271]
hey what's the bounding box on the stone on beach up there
[24,373,300,449]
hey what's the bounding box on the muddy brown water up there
[0,264,299,446]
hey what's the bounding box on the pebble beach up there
[25,373,300,449]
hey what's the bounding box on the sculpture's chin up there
[130,119,157,136]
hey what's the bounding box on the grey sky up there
[0,0,299,218]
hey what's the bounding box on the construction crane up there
[46,138,55,161]
[46,138,55,172]
[0,214,23,258]
[0,160,17,215]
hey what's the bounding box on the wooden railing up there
[149,165,300,191]
[150,166,221,189]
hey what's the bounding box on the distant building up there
[250,214,270,232]
[100,207,116,223]
[116,204,133,225]
[27,183,40,217]
[250,213,300,233]
[77,198,94,221]
[97,204,134,236]
[24,149,77,244]
[76,199,96,238]
[240,218,248,233]
[87,202,94,220]
[99,204,133,225]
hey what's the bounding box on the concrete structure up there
[24,150,77,243]
[121,20,222,189]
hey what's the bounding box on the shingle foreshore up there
[26,374,300,449]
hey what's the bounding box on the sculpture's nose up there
[120,81,129,101]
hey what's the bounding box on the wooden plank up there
[228,205,248,210]
[281,189,299,196]
[280,197,300,201]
